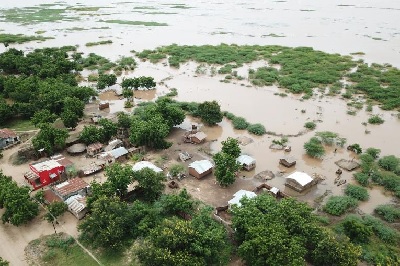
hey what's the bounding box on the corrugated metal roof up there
[65,194,86,213]
[228,190,257,207]
[109,147,128,158]
[53,178,89,197]
[189,160,213,174]
[237,155,256,165]
[286,172,313,186]
[132,161,163,173]
[31,160,62,172]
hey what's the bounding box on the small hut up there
[67,143,86,155]
[188,160,213,179]
[279,156,296,168]
[237,155,256,171]
[87,142,104,157]
[183,131,207,144]
[285,171,317,192]
[65,195,87,220]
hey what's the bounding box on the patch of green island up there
[162,3,192,9]
[0,6,79,24]
[99,19,168,26]
[85,40,113,47]
[137,44,400,109]
[0,33,53,44]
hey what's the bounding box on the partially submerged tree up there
[198,100,223,125]
[129,115,171,149]
[304,137,325,158]
[97,74,117,90]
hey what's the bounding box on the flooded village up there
[0,0,400,265]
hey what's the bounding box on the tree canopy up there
[129,115,171,149]
[197,100,223,125]
[133,168,166,202]
[32,123,69,155]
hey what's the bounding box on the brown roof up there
[87,142,104,152]
[52,178,89,197]
[55,157,73,167]
[43,189,63,203]
[0,128,17,138]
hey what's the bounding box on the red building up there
[24,160,65,190]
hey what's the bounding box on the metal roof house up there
[51,178,89,201]
[132,161,163,173]
[228,190,257,208]
[65,194,87,220]
[285,171,317,192]
[87,142,104,157]
[188,160,213,179]
[0,128,20,149]
[237,155,256,171]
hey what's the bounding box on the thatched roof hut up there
[67,143,86,154]
[279,156,296,168]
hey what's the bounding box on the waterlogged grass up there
[138,44,400,108]
[0,33,53,44]
[99,19,168,26]
[85,40,113,47]
[133,6,157,10]
[0,7,79,24]
[69,7,103,12]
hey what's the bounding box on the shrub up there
[363,215,400,244]
[344,184,369,201]
[342,216,372,244]
[365,147,380,159]
[381,172,400,191]
[247,123,266,135]
[354,172,370,186]
[374,205,400,223]
[169,164,185,177]
[304,121,316,130]
[323,196,358,216]
[378,155,400,172]
[304,137,325,158]
[223,112,236,120]
[232,117,249,130]
[368,115,384,124]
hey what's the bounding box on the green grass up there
[69,7,103,12]
[5,119,36,131]
[99,19,168,26]
[0,7,79,24]
[85,40,113,47]
[0,33,53,44]
[133,6,157,10]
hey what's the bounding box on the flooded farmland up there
[0,0,400,265]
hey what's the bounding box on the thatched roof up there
[67,143,87,154]
[335,159,360,171]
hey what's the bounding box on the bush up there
[354,172,370,186]
[247,123,266,135]
[304,137,325,158]
[223,112,236,120]
[342,216,372,244]
[304,121,316,130]
[323,196,358,216]
[344,184,369,201]
[365,147,380,159]
[363,215,400,244]
[169,164,185,177]
[378,155,400,172]
[381,172,400,191]
[232,117,249,130]
[368,115,384,124]
[374,205,400,223]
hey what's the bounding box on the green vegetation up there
[168,164,185,177]
[138,44,400,108]
[0,171,39,226]
[304,137,325,158]
[323,196,358,216]
[100,19,168,26]
[85,40,113,47]
[247,123,266,135]
[232,194,361,266]
[0,33,53,44]
[197,100,223,125]
[344,184,369,201]
[304,121,317,130]
[232,116,250,130]
[374,205,400,223]
[368,115,384,124]
[0,257,9,266]
[0,6,78,24]
[213,138,241,187]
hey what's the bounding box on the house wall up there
[0,136,20,149]
[30,164,64,187]
[243,163,256,171]
[189,167,212,179]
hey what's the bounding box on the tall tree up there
[99,118,118,142]
[44,201,67,223]
[129,115,171,149]
[213,151,240,187]
[63,96,85,117]
[0,172,39,226]
[79,125,103,145]
[221,137,241,158]
[61,109,79,129]
[198,100,223,125]
[97,74,117,90]
[104,163,134,197]
[32,123,68,155]
[79,196,132,249]
[31,109,58,126]
[133,168,166,202]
